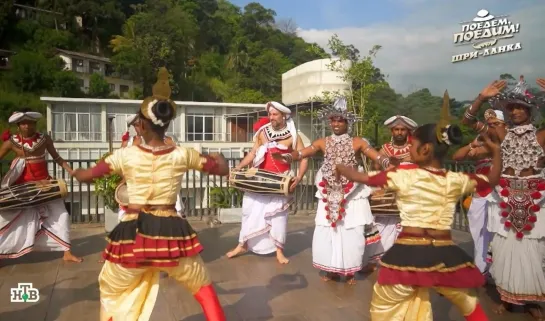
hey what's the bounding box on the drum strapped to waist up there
[229,168,293,196]
[0,179,68,211]
[115,182,129,207]
[369,188,399,216]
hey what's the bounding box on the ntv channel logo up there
[10,283,40,303]
[452,9,522,63]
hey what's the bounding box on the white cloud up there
[298,2,545,100]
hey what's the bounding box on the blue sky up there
[230,0,545,100]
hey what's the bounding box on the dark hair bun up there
[151,100,174,124]
[446,125,463,145]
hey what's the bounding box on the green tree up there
[88,73,111,98]
[110,0,198,97]
[313,34,387,137]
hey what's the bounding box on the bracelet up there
[477,124,488,134]
[297,150,303,159]
[363,146,372,153]
[377,155,390,169]
[282,153,293,163]
[464,107,477,120]
[53,155,62,161]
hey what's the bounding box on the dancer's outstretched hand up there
[479,80,507,99]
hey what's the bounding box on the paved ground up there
[0,217,536,321]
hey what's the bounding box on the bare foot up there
[226,245,246,258]
[358,263,376,274]
[63,251,83,263]
[526,304,545,321]
[276,250,289,264]
[346,275,356,285]
[321,272,338,282]
[493,302,509,315]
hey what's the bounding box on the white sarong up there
[239,192,292,254]
[466,195,491,273]
[312,169,373,274]
[487,181,545,304]
[362,216,401,265]
[0,159,70,258]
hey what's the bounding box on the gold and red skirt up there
[103,209,203,268]
[377,232,484,288]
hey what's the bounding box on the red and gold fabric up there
[496,177,545,239]
[366,168,489,230]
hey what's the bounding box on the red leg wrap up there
[466,303,488,321]
[194,284,226,321]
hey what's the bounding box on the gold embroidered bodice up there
[105,146,207,205]
[383,169,488,230]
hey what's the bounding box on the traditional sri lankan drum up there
[115,182,129,207]
[369,188,399,216]
[229,168,293,196]
[0,179,68,211]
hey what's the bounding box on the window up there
[105,64,115,77]
[52,104,102,141]
[77,78,84,89]
[120,85,129,98]
[108,83,116,92]
[73,59,84,73]
[186,114,216,141]
[107,105,141,141]
[89,61,102,75]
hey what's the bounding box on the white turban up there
[9,111,42,124]
[484,109,505,122]
[384,115,418,131]
[126,114,138,126]
[254,101,297,149]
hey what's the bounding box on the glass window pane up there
[194,116,203,133]
[65,114,76,141]
[78,114,90,141]
[91,114,101,141]
[187,115,194,132]
[205,117,213,132]
[194,133,203,141]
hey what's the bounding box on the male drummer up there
[0,109,82,262]
[361,115,417,273]
[226,101,308,264]
[273,97,393,284]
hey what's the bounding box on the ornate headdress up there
[484,109,505,123]
[8,111,42,124]
[436,90,456,145]
[140,67,176,127]
[489,75,544,109]
[383,115,418,131]
[318,97,359,133]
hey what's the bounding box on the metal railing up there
[0,159,476,231]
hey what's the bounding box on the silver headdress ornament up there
[318,97,360,133]
[489,75,544,109]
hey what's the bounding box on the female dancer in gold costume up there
[73,68,229,321]
[336,92,501,321]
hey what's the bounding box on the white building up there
[42,97,266,218]
[39,58,350,219]
[56,49,138,97]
